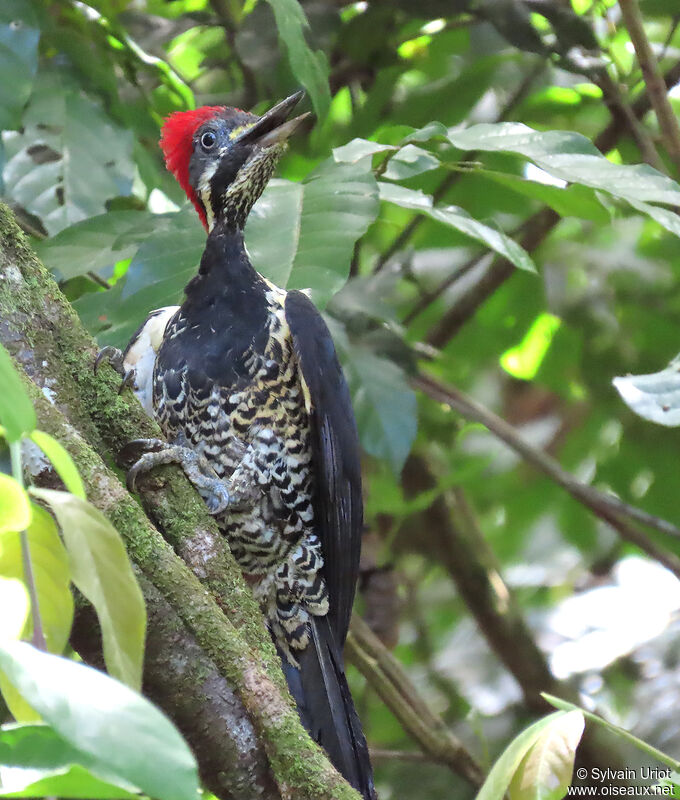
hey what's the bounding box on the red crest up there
[160,107,225,230]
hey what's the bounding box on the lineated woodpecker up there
[97,92,376,799]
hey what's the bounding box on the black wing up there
[285,290,362,646]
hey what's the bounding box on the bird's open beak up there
[235,91,310,148]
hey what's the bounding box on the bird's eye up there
[200,131,217,150]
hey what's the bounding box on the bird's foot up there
[125,438,231,514]
[94,346,135,394]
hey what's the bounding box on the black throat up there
[168,222,270,387]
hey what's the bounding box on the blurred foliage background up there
[3,0,680,796]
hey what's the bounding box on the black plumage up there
[112,94,376,798]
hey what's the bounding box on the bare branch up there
[345,615,484,788]
[413,372,680,580]
[619,0,680,174]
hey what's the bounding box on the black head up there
[161,91,308,231]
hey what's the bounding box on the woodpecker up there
[97,92,375,799]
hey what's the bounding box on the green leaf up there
[76,162,378,348]
[542,695,679,773]
[382,145,440,181]
[379,182,536,272]
[0,344,36,443]
[508,710,584,800]
[0,579,33,724]
[2,70,134,236]
[264,0,330,119]
[28,432,85,500]
[476,712,571,800]
[446,123,680,209]
[0,579,28,642]
[342,344,417,473]
[0,643,199,800]
[0,504,73,655]
[0,477,30,535]
[0,0,40,130]
[0,723,139,799]
[482,169,610,224]
[34,211,159,280]
[30,490,145,692]
[90,208,202,347]
[248,159,379,304]
[613,354,680,427]
[332,138,396,164]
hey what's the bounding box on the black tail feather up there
[280,617,376,800]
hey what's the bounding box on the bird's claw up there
[123,438,168,492]
[95,346,124,376]
[200,483,231,515]
[118,369,136,395]
[95,346,136,394]
[123,438,232,514]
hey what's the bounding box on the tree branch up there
[345,616,484,788]
[619,0,680,174]
[412,372,680,580]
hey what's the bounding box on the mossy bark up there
[0,201,362,800]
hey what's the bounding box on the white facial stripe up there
[197,158,220,232]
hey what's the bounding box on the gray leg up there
[95,346,135,394]
[126,437,231,514]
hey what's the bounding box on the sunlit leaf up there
[508,710,584,800]
[332,138,395,164]
[0,578,33,723]
[446,123,680,212]
[0,476,30,535]
[613,354,680,427]
[2,70,134,235]
[0,504,73,655]
[382,145,440,180]
[30,490,145,692]
[476,712,573,800]
[379,182,536,272]
[0,344,36,443]
[482,169,610,224]
[0,643,199,800]
[0,578,28,642]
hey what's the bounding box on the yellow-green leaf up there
[0,503,73,654]
[0,474,31,535]
[509,710,585,800]
[31,489,146,691]
[0,343,36,442]
[0,577,29,641]
[0,576,37,721]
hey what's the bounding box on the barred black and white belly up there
[152,285,328,659]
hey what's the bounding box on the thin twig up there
[619,0,680,174]
[346,615,484,788]
[593,70,664,170]
[412,372,680,580]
